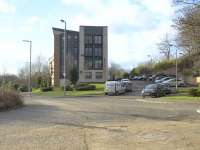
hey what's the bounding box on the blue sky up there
[0,0,174,74]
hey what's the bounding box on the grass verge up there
[162,95,200,102]
[32,83,105,97]
[33,90,104,97]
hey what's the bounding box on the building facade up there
[51,26,108,86]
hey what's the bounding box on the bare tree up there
[157,34,173,60]
[174,4,200,55]
[109,63,125,80]
[173,0,200,5]
[18,55,51,88]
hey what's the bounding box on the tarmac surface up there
[0,94,200,150]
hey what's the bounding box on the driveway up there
[0,96,200,150]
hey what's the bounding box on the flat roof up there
[80,25,108,28]
[52,27,78,33]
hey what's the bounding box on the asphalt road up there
[0,96,200,150]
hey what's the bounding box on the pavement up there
[0,95,200,150]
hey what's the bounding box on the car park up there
[131,76,138,80]
[105,81,126,95]
[154,77,172,83]
[162,78,186,87]
[158,83,171,94]
[152,74,168,82]
[121,79,133,92]
[121,78,130,82]
[141,84,165,98]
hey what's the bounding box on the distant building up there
[50,26,108,87]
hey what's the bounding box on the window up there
[96,72,103,79]
[84,57,93,69]
[94,59,102,69]
[94,35,102,44]
[85,48,93,56]
[85,35,93,44]
[85,72,92,79]
[94,48,102,57]
[68,35,71,39]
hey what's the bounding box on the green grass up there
[32,83,105,97]
[90,83,104,91]
[160,87,200,102]
[33,90,104,97]
[163,95,200,101]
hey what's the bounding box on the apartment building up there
[50,26,108,86]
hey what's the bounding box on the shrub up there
[70,67,79,85]
[61,85,74,91]
[75,84,96,91]
[18,85,28,92]
[153,60,175,72]
[40,87,53,92]
[0,90,23,110]
[189,88,200,96]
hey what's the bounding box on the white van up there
[105,81,126,95]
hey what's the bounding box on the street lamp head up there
[23,40,31,43]
[60,19,65,23]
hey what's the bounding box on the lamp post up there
[22,40,32,97]
[168,44,178,90]
[147,55,153,64]
[175,48,178,90]
[60,19,67,96]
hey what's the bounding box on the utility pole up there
[60,19,67,96]
[23,40,32,97]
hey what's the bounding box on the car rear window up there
[145,84,157,89]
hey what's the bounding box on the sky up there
[0,0,175,74]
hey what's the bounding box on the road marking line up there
[136,99,169,104]
[197,109,200,114]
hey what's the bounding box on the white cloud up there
[62,0,174,69]
[0,0,15,14]
[0,40,29,74]
[21,16,41,32]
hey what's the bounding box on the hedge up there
[189,88,200,97]
[75,84,96,91]
[40,87,53,92]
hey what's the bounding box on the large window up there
[85,72,92,79]
[96,72,103,79]
[94,59,102,70]
[85,35,93,44]
[94,35,102,44]
[85,48,93,56]
[94,48,102,57]
[84,57,93,70]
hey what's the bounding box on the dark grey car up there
[141,84,165,98]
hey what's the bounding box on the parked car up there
[152,74,168,82]
[121,78,130,82]
[154,77,172,83]
[148,75,153,81]
[158,83,171,95]
[131,76,138,80]
[105,81,125,95]
[162,78,186,87]
[137,76,143,80]
[121,79,132,92]
[141,84,165,98]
